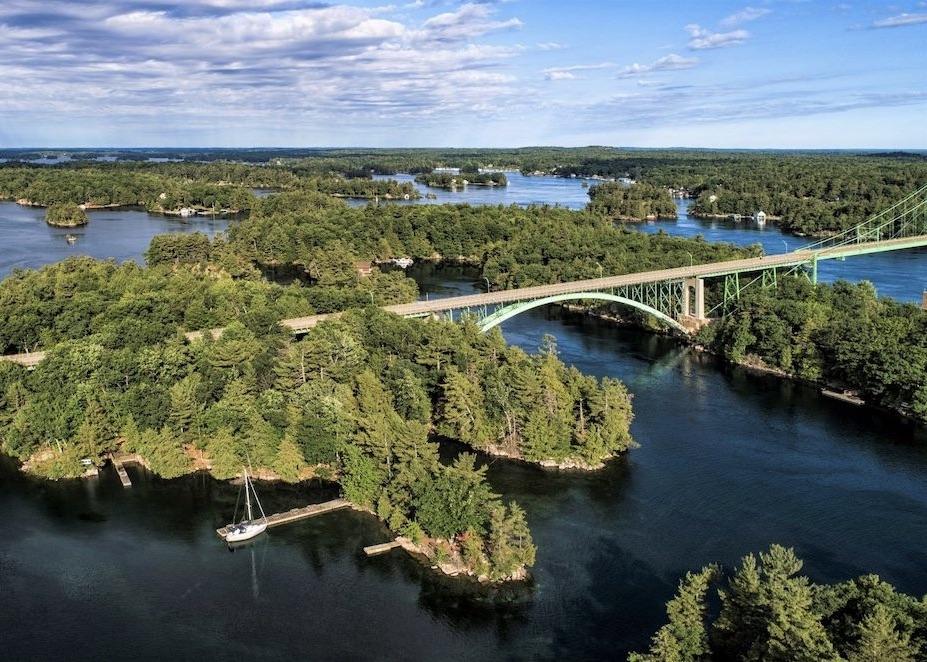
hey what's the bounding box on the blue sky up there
[0,0,925,148]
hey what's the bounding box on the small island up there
[416,170,508,189]
[45,202,89,227]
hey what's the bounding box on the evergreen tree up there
[272,433,306,482]
[206,426,241,480]
[340,444,385,508]
[630,566,718,662]
[147,426,191,479]
[847,604,918,662]
[169,373,202,440]
[486,501,535,580]
[437,366,490,449]
[713,546,838,661]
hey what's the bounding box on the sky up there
[0,0,925,148]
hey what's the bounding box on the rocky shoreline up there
[16,445,531,585]
[558,302,920,425]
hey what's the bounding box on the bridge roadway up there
[279,234,927,333]
[3,234,926,367]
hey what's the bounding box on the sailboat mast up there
[245,470,254,522]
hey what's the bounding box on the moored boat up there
[222,467,268,543]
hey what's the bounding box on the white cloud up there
[537,41,566,51]
[871,12,927,28]
[685,23,750,49]
[720,7,770,28]
[617,53,698,77]
[543,62,614,81]
[422,2,522,40]
[0,1,530,129]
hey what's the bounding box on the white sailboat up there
[223,467,268,543]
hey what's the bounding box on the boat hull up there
[223,522,267,543]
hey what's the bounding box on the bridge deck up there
[279,234,927,332]
[5,234,927,357]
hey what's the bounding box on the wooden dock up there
[821,388,865,406]
[113,459,132,487]
[363,540,402,556]
[216,498,351,539]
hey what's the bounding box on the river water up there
[2,176,927,660]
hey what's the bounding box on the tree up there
[169,373,202,440]
[713,546,838,662]
[206,426,241,480]
[272,433,306,482]
[630,566,718,662]
[486,502,535,580]
[846,605,918,662]
[437,367,490,449]
[414,454,497,540]
[340,444,385,508]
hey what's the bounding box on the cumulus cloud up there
[871,12,927,28]
[720,6,770,28]
[616,53,698,78]
[0,0,530,131]
[685,23,750,49]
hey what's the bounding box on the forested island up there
[415,171,508,188]
[698,277,927,422]
[44,202,88,227]
[587,181,677,221]
[633,545,927,661]
[0,162,418,214]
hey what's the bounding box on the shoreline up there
[557,303,922,425]
[14,447,532,586]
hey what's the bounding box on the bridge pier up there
[679,278,710,333]
[682,278,706,321]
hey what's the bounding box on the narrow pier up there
[821,388,865,406]
[110,456,132,488]
[216,498,351,539]
[363,540,402,556]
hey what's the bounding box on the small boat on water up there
[65,234,77,244]
[222,467,268,543]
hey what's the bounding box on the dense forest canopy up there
[44,202,88,227]
[227,191,755,289]
[415,171,508,188]
[587,181,677,220]
[0,310,561,578]
[699,277,927,422]
[0,162,417,211]
[632,544,927,661]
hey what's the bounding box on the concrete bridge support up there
[682,278,706,321]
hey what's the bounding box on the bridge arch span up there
[476,292,687,333]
